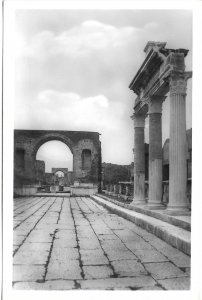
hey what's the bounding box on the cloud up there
[15,89,134,163]
[19,21,137,60]
[15,15,192,164]
[16,90,123,130]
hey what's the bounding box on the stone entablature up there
[129,42,191,116]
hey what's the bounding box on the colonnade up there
[104,183,134,199]
[131,74,190,211]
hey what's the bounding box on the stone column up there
[114,184,119,194]
[167,74,188,211]
[125,185,130,196]
[119,184,122,195]
[131,114,146,205]
[148,96,165,208]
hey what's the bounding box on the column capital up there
[131,113,145,128]
[148,96,166,114]
[169,72,192,96]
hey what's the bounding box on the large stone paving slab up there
[13,196,190,290]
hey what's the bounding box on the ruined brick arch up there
[14,130,102,188]
[52,168,68,176]
[32,133,74,159]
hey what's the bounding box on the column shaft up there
[168,89,187,210]
[148,97,164,208]
[132,114,146,205]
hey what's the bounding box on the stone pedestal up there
[167,75,188,211]
[131,114,146,205]
[148,96,165,209]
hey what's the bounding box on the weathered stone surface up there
[81,249,108,265]
[101,239,126,251]
[83,266,113,279]
[158,277,190,290]
[111,260,147,277]
[97,234,118,241]
[13,196,190,290]
[78,276,156,290]
[106,249,137,261]
[79,238,100,250]
[125,241,153,251]
[20,242,51,252]
[13,250,48,265]
[157,245,191,267]
[144,262,187,279]
[13,280,75,290]
[139,285,164,290]
[50,247,79,261]
[13,265,45,281]
[46,260,82,280]
[134,249,168,263]
[53,238,77,248]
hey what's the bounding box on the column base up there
[166,204,190,215]
[131,199,146,206]
[146,202,165,210]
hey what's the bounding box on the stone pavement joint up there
[75,197,119,278]
[14,198,51,230]
[13,196,190,290]
[13,198,57,256]
[69,198,85,280]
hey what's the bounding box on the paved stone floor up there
[13,196,190,290]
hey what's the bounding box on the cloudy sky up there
[15,9,192,172]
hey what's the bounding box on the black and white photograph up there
[2,0,202,298]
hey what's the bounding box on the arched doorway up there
[36,140,73,190]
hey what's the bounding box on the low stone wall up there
[14,186,38,196]
[71,185,98,196]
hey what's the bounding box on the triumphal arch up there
[14,130,102,191]
[129,42,192,211]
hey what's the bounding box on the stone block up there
[79,238,100,250]
[157,277,190,290]
[134,249,168,263]
[83,265,113,279]
[144,262,187,280]
[20,242,51,252]
[50,247,79,261]
[46,260,82,280]
[13,280,75,290]
[112,260,147,277]
[78,276,156,290]
[13,250,48,265]
[106,249,137,261]
[81,249,108,265]
[13,265,45,282]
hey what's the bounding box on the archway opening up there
[36,140,73,188]
[36,140,73,172]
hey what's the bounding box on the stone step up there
[36,193,70,197]
[98,194,191,231]
[91,195,191,256]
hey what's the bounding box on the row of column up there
[105,184,133,197]
[132,75,189,211]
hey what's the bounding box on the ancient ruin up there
[129,42,192,211]
[14,130,102,195]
